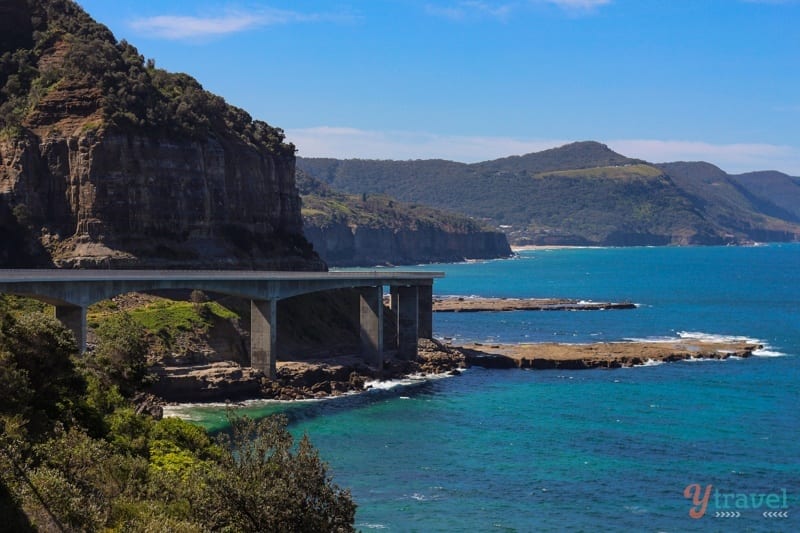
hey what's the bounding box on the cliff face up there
[0,0,323,270]
[1,127,321,269]
[305,221,511,266]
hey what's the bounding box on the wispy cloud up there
[130,7,353,40]
[425,0,611,20]
[540,0,612,13]
[425,1,516,21]
[287,126,568,162]
[286,126,800,175]
[608,139,799,175]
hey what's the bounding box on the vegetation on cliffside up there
[299,170,491,233]
[298,170,512,265]
[0,298,356,531]
[0,0,289,153]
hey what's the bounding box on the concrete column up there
[250,299,277,378]
[396,285,419,359]
[417,284,433,339]
[55,304,87,353]
[359,286,384,368]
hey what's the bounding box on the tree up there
[0,312,86,437]
[193,413,356,532]
[92,312,149,395]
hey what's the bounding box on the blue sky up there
[75,0,800,174]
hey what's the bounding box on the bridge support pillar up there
[55,304,87,353]
[359,286,384,368]
[392,285,419,359]
[251,299,277,379]
[417,285,433,339]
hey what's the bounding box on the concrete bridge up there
[0,270,444,378]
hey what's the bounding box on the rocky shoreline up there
[146,337,762,409]
[148,339,467,404]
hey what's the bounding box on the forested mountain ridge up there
[298,142,800,246]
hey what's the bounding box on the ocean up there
[171,244,800,532]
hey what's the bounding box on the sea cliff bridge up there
[0,270,444,378]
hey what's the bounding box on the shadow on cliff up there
[0,199,54,267]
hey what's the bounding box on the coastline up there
[153,336,764,412]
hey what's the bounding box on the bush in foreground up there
[0,311,356,531]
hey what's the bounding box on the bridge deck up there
[0,269,444,379]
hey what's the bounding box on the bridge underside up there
[0,271,442,379]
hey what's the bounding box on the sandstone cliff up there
[1,126,321,269]
[304,222,511,266]
[0,0,323,270]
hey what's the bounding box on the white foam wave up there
[364,371,454,392]
[676,331,760,344]
[753,347,787,357]
[626,331,787,355]
[635,358,664,367]
[678,332,788,357]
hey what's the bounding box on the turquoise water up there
[174,245,800,531]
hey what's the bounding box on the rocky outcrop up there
[304,221,512,266]
[149,361,264,402]
[433,296,636,312]
[459,340,762,370]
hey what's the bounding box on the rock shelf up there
[433,297,636,312]
[457,339,761,369]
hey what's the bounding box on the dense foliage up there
[0,0,291,155]
[0,306,356,531]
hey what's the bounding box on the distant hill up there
[656,162,800,242]
[297,171,511,266]
[298,142,800,246]
[728,170,800,222]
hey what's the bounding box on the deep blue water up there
[173,245,800,531]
